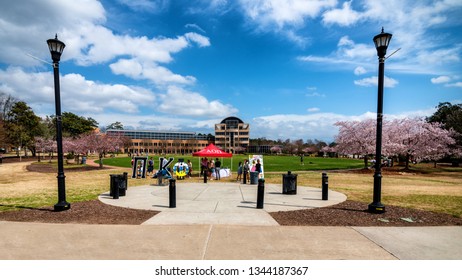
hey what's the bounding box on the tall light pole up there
[368,28,392,214]
[47,34,70,211]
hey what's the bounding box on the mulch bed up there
[1,199,461,226]
[0,200,159,225]
[270,200,462,226]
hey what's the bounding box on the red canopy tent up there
[192,143,233,157]
[193,144,233,176]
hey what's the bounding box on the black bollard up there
[322,172,328,200]
[203,169,207,183]
[256,178,265,209]
[123,172,128,192]
[169,179,176,208]
[243,170,247,184]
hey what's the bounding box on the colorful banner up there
[249,155,264,179]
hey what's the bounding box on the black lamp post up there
[368,28,392,214]
[47,34,70,211]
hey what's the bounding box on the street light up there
[47,34,70,211]
[368,28,392,214]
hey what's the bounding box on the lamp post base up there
[54,201,71,212]
[368,202,385,214]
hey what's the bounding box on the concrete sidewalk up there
[1,221,461,259]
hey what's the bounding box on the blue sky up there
[0,0,461,141]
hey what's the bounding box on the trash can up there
[110,174,126,199]
[282,171,297,194]
[250,171,259,184]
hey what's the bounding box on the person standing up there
[208,159,215,180]
[236,161,242,182]
[243,159,250,182]
[200,157,207,176]
[255,159,262,179]
[215,158,221,180]
[147,157,154,175]
[187,159,192,178]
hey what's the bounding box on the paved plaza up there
[98,182,347,225]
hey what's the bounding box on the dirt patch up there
[1,156,36,164]
[0,200,158,225]
[270,200,462,226]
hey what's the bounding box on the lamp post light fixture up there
[47,34,70,211]
[368,28,392,214]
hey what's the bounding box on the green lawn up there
[101,154,364,172]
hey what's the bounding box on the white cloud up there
[354,76,399,88]
[445,82,462,88]
[354,66,367,75]
[110,59,196,85]
[69,30,209,67]
[250,112,369,141]
[117,0,170,13]
[322,0,361,26]
[298,36,375,73]
[94,113,195,131]
[157,86,238,117]
[239,0,337,29]
[431,76,451,84]
[187,0,231,15]
[306,92,326,98]
[306,87,326,98]
[185,23,206,33]
[337,37,375,60]
[184,32,211,47]
[0,67,155,116]
[0,0,105,66]
[298,55,351,65]
[338,36,354,47]
[109,59,143,78]
[0,67,238,127]
[250,108,435,141]
[238,0,336,44]
[307,107,320,113]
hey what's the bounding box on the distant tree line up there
[248,137,333,156]
[1,92,460,167]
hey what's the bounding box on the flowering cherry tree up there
[335,117,457,169]
[233,146,246,154]
[35,137,56,163]
[334,119,376,168]
[386,118,455,168]
[63,136,91,164]
[270,146,282,154]
[78,131,124,168]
